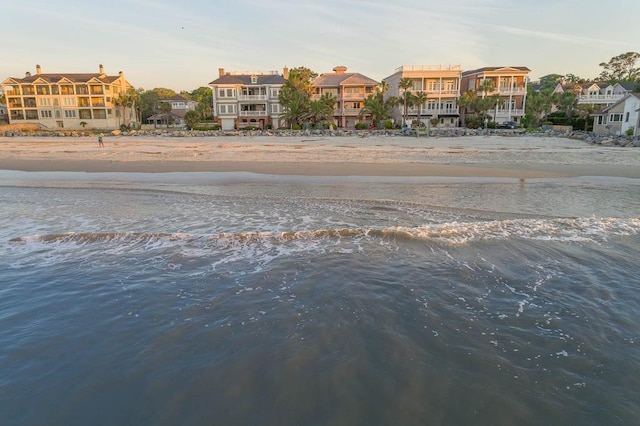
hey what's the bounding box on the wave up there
[9,217,640,247]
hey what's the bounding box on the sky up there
[2,0,639,92]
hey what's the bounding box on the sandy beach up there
[1,134,639,178]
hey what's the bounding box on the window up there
[64,110,77,118]
[219,104,236,114]
[625,112,630,122]
[597,116,605,125]
[271,104,281,113]
[610,113,623,122]
[250,75,257,84]
[56,121,64,128]
[271,89,281,98]
[63,97,75,106]
[93,109,107,119]
[79,109,92,119]
[38,98,51,106]
[40,110,52,118]
[25,110,38,119]
[55,110,61,118]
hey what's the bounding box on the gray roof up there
[312,72,378,87]
[4,73,122,84]
[209,74,286,85]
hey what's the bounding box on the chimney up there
[283,66,289,79]
[218,68,225,77]
[25,71,31,77]
[118,71,123,78]
[99,64,105,74]
[36,65,42,75]
[333,66,347,74]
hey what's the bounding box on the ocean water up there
[1,170,639,425]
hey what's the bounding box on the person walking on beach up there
[98,133,104,147]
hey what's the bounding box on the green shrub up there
[355,122,369,130]
[626,127,635,136]
[291,124,302,130]
[487,121,496,129]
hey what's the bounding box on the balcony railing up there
[497,87,526,95]
[238,95,268,101]
[578,94,624,104]
[239,110,267,117]
[494,109,525,117]
[408,107,459,115]
[424,89,459,96]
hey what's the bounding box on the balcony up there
[425,89,459,96]
[238,95,268,101]
[408,107,459,116]
[239,110,267,117]
[497,87,526,96]
[578,94,624,104]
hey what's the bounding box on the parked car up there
[498,121,518,129]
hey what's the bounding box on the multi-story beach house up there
[384,65,462,127]
[460,66,530,124]
[1,64,135,130]
[591,93,640,136]
[209,68,287,130]
[311,66,379,128]
[554,81,634,106]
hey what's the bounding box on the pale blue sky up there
[2,0,638,91]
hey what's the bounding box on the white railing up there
[397,65,461,72]
[497,88,526,95]
[423,89,459,96]
[408,108,459,115]
[578,94,624,104]
[239,110,267,117]
[237,95,268,101]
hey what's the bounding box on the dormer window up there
[251,75,257,84]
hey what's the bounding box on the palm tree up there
[478,78,495,98]
[308,93,336,128]
[413,91,428,127]
[457,90,477,127]
[279,88,310,128]
[399,77,413,125]
[576,103,598,131]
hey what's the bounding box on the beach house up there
[1,64,135,130]
[460,66,530,124]
[209,68,287,130]
[146,94,197,128]
[311,66,379,129]
[591,93,640,136]
[384,65,462,127]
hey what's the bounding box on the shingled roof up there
[3,65,126,85]
[312,66,379,87]
[209,73,287,85]
[462,66,531,76]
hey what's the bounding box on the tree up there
[478,79,495,96]
[523,86,555,127]
[184,110,200,130]
[457,90,477,127]
[576,103,598,131]
[308,93,336,128]
[278,67,318,128]
[186,86,213,120]
[413,91,428,127]
[564,73,586,85]
[360,92,397,127]
[598,51,640,83]
[113,88,138,128]
[539,74,564,90]
[399,77,413,125]
[279,87,310,128]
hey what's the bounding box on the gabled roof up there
[592,93,640,115]
[209,73,286,85]
[4,72,124,85]
[312,72,378,87]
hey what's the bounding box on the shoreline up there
[1,135,640,178]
